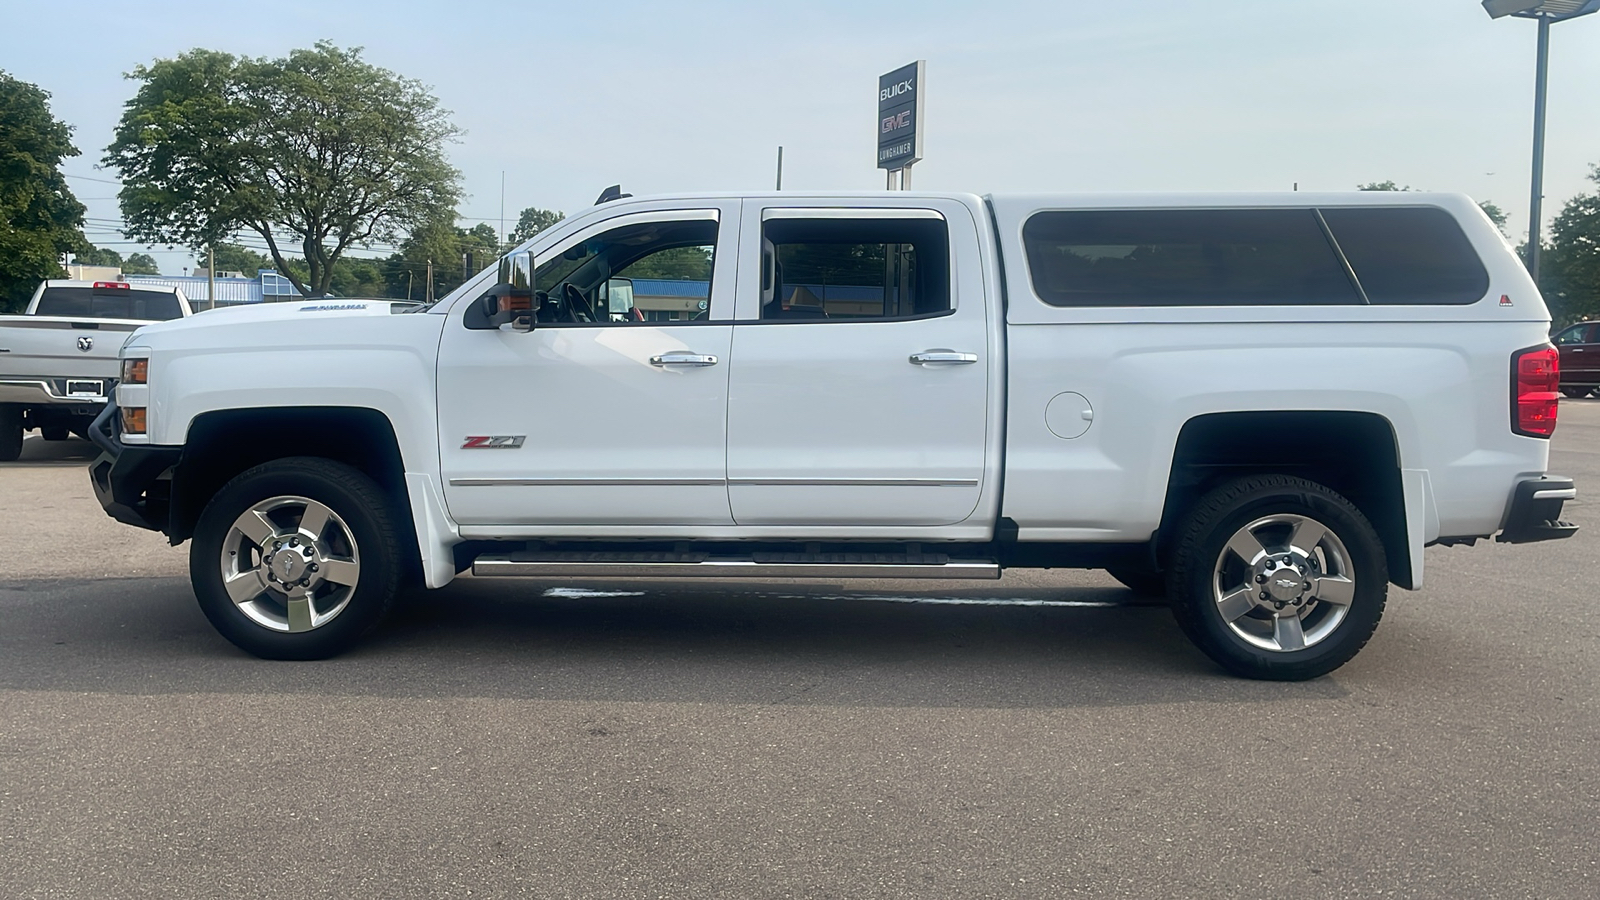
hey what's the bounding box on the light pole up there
[1482,1,1600,282]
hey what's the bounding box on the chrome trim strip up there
[449,477,979,488]
[1531,488,1577,501]
[449,477,726,487]
[728,477,979,487]
[473,558,1001,580]
[0,319,142,331]
[761,207,946,221]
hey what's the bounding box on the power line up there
[62,173,123,185]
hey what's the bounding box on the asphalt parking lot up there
[2,401,1596,899]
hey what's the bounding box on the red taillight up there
[1512,345,1559,438]
[92,281,129,290]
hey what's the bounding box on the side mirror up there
[463,251,535,331]
[602,277,635,319]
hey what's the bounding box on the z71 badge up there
[462,435,526,449]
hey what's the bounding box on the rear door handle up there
[909,350,978,366]
[650,352,719,367]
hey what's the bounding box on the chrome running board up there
[471,550,1000,580]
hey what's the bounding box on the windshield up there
[34,287,184,321]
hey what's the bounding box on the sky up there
[6,0,1599,275]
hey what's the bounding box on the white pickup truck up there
[0,280,192,460]
[88,190,1577,679]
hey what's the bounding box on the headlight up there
[122,357,148,384]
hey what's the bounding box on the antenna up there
[594,184,632,205]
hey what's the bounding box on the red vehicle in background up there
[1554,321,1599,398]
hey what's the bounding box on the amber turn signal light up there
[121,407,147,435]
[122,358,148,384]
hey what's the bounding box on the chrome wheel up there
[1212,513,1355,653]
[219,495,361,633]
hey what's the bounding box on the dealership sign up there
[877,60,925,171]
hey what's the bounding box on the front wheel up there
[1168,475,1387,681]
[190,457,403,659]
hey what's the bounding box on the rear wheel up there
[1168,475,1387,681]
[190,457,403,659]
[0,405,22,462]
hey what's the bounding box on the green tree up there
[1541,164,1600,326]
[510,206,564,244]
[197,242,271,275]
[122,252,159,275]
[105,42,462,298]
[1478,201,1509,236]
[385,217,502,300]
[620,245,714,280]
[73,245,122,267]
[1357,180,1412,192]
[0,72,87,312]
[196,242,270,275]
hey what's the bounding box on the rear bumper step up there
[472,551,1001,580]
[1497,475,1579,544]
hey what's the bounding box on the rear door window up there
[1319,207,1489,305]
[1021,209,1360,307]
[760,216,950,320]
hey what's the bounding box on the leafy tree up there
[196,242,271,275]
[73,245,122,267]
[122,252,159,275]
[620,245,714,281]
[0,72,87,312]
[1478,201,1509,236]
[105,42,462,298]
[510,206,564,244]
[1541,164,1600,326]
[1357,180,1412,192]
[385,217,501,299]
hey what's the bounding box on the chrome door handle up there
[909,350,979,366]
[650,352,719,367]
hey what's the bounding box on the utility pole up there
[1526,14,1551,281]
[426,259,434,304]
[776,146,784,190]
[206,242,216,311]
[407,271,413,302]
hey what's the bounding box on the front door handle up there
[650,352,719,367]
[909,350,979,366]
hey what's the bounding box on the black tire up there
[1168,475,1387,681]
[1560,387,1593,399]
[40,425,69,441]
[0,405,22,462]
[190,457,403,659]
[1105,565,1168,599]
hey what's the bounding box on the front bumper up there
[88,400,181,534]
[1497,476,1579,544]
